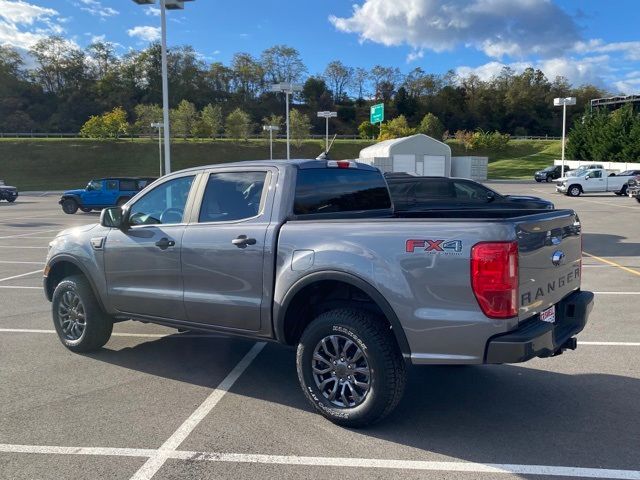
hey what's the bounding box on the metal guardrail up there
[0,132,363,140]
[0,133,561,140]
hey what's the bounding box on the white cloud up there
[145,7,161,17]
[76,0,119,18]
[127,25,160,42]
[0,0,63,49]
[406,49,424,63]
[614,72,640,94]
[456,55,613,88]
[330,0,580,59]
[574,39,640,62]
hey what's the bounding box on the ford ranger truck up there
[43,160,594,427]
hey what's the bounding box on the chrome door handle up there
[232,235,256,248]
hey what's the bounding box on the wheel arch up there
[274,270,411,359]
[45,256,105,311]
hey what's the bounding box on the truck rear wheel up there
[52,275,113,352]
[296,308,406,428]
[62,198,78,214]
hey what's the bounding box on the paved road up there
[0,185,639,480]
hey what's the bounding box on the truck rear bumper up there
[484,290,594,364]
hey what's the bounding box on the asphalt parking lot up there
[1,184,639,480]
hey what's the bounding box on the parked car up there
[0,179,18,203]
[385,174,554,211]
[534,165,563,182]
[556,168,636,196]
[59,177,155,214]
[44,159,592,427]
[627,175,640,203]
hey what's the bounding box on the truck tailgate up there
[516,210,582,321]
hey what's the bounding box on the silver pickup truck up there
[44,159,594,427]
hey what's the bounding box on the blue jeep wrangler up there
[59,177,155,214]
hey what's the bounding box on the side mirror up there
[486,191,496,202]
[100,207,126,229]
[585,174,591,180]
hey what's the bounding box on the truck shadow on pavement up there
[89,336,640,470]
[582,233,640,257]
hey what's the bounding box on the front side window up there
[106,180,118,190]
[87,180,102,191]
[199,171,267,222]
[412,179,454,200]
[129,175,194,226]
[591,170,602,178]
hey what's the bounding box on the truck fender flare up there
[274,270,411,359]
[45,254,106,312]
[60,194,82,204]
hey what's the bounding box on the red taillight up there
[327,160,356,169]
[471,241,518,319]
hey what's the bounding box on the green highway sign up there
[370,103,384,124]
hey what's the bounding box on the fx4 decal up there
[406,239,463,254]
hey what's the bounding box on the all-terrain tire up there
[296,308,406,428]
[62,198,78,214]
[52,275,113,352]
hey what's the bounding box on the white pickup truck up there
[556,168,632,196]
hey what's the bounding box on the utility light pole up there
[131,0,195,174]
[263,125,280,160]
[317,111,337,154]
[151,122,163,176]
[271,82,303,160]
[554,97,576,177]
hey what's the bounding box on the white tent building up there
[358,134,452,176]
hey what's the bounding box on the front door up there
[181,169,273,331]
[583,170,604,192]
[104,174,196,320]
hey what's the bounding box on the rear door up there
[181,168,275,331]
[515,211,582,320]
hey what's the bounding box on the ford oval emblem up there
[551,250,565,266]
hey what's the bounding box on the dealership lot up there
[1,183,639,480]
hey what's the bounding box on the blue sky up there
[1,0,639,93]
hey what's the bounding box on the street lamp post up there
[151,122,163,176]
[263,125,280,160]
[554,97,577,177]
[131,0,195,175]
[317,111,337,154]
[271,82,303,160]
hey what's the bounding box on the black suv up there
[385,174,554,211]
[534,165,563,182]
[0,180,18,203]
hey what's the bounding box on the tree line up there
[0,36,608,137]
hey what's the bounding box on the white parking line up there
[0,328,226,339]
[0,269,42,283]
[129,341,266,480]
[0,443,638,479]
[0,286,40,289]
[593,292,640,295]
[0,229,59,240]
[0,261,45,265]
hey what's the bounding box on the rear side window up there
[294,169,391,215]
[119,180,136,191]
[413,178,453,199]
[106,180,118,190]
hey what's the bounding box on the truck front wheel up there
[296,308,406,428]
[52,275,113,352]
[567,185,582,197]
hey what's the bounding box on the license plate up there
[540,306,556,323]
